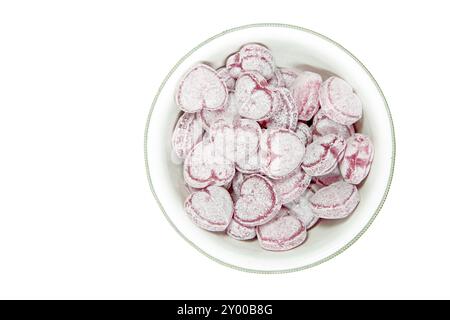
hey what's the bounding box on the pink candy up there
[172,43,373,252]
[311,109,355,141]
[216,67,235,90]
[235,71,274,120]
[226,44,276,80]
[172,112,204,159]
[285,186,320,229]
[176,64,228,113]
[268,68,285,87]
[209,120,235,161]
[279,68,299,88]
[209,118,262,163]
[200,92,239,131]
[265,88,298,131]
[184,141,235,189]
[272,166,311,204]
[231,171,246,200]
[268,68,300,88]
[227,218,256,241]
[339,133,374,184]
[295,122,313,145]
[313,166,343,187]
[301,134,346,177]
[309,181,360,219]
[235,153,261,174]
[319,76,362,125]
[234,119,262,162]
[260,128,305,179]
[234,174,281,227]
[256,213,307,251]
[226,53,242,79]
[185,186,233,231]
[291,71,322,121]
[239,44,275,80]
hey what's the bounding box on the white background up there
[0,0,449,299]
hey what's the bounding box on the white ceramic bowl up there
[145,24,395,273]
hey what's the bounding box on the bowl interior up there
[146,25,394,272]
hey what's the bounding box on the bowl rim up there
[144,23,396,274]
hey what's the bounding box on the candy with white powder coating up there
[239,43,275,80]
[227,219,257,240]
[291,71,322,121]
[339,133,374,184]
[295,122,312,145]
[319,76,362,125]
[234,174,281,227]
[265,88,298,131]
[260,128,305,179]
[311,109,355,140]
[301,134,346,177]
[309,181,360,219]
[257,213,307,251]
[176,64,228,113]
[185,186,233,231]
[272,166,311,204]
[184,141,235,189]
[172,112,204,159]
[285,187,320,229]
[235,71,274,120]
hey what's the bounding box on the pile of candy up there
[172,44,374,251]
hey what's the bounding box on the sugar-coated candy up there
[226,52,242,78]
[339,133,374,184]
[301,134,346,177]
[200,93,239,131]
[216,67,235,90]
[279,68,299,88]
[291,71,322,121]
[234,174,281,227]
[172,112,203,159]
[209,118,262,163]
[319,76,362,125]
[256,213,307,251]
[235,71,274,120]
[311,109,354,140]
[185,186,233,231]
[260,128,305,179]
[265,88,298,131]
[239,44,275,80]
[295,122,312,145]
[309,181,360,219]
[184,141,235,189]
[268,68,285,87]
[227,218,256,240]
[235,152,262,174]
[176,64,228,113]
[272,166,311,204]
[313,166,343,187]
[285,187,320,229]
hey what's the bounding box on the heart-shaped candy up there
[235,72,274,120]
[176,64,228,113]
[185,186,233,231]
[183,141,235,189]
[256,213,307,251]
[234,174,281,227]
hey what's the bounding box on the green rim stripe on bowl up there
[144,23,396,274]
